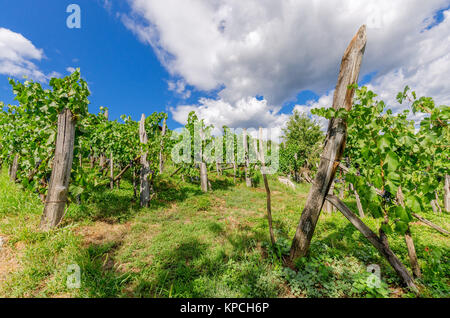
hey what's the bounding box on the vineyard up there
[0,26,449,298]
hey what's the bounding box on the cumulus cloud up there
[0,27,48,81]
[122,0,450,138]
[167,79,191,99]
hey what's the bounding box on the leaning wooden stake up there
[412,214,449,235]
[289,25,367,261]
[40,109,76,230]
[243,128,252,187]
[259,127,276,245]
[326,195,418,292]
[139,114,151,207]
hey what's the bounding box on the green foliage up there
[280,110,323,178]
[313,85,449,237]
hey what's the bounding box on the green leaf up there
[394,221,409,235]
[384,151,400,172]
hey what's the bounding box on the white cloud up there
[171,96,289,141]
[167,79,191,99]
[0,27,47,81]
[66,67,76,73]
[123,0,450,138]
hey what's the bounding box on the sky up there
[0,0,449,141]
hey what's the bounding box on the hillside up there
[0,168,448,298]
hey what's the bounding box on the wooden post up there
[259,127,276,245]
[350,183,365,218]
[444,175,450,213]
[325,195,418,292]
[40,109,76,230]
[289,26,367,262]
[397,187,421,278]
[159,118,166,174]
[412,214,449,235]
[199,128,208,193]
[139,114,151,207]
[243,129,252,187]
[9,154,19,182]
[323,181,335,214]
[110,152,114,190]
[99,110,109,169]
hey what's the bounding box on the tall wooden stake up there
[243,128,251,187]
[110,152,114,190]
[40,109,76,230]
[139,114,151,207]
[159,118,166,174]
[397,187,421,278]
[259,127,276,245]
[445,175,450,213]
[9,154,19,182]
[289,25,367,262]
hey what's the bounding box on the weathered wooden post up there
[199,127,208,193]
[289,25,367,261]
[159,118,166,174]
[9,154,19,182]
[350,183,365,217]
[139,114,151,207]
[397,187,421,278]
[110,152,114,190]
[99,109,109,169]
[259,127,276,245]
[40,109,76,230]
[243,128,251,187]
[445,175,450,213]
[323,181,335,214]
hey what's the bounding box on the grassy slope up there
[0,167,448,298]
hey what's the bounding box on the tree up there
[280,110,323,181]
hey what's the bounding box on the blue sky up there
[0,0,187,128]
[0,0,449,137]
[0,0,319,129]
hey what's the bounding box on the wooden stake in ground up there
[350,183,365,218]
[243,128,252,187]
[159,118,166,174]
[199,127,208,193]
[40,109,76,230]
[397,187,421,278]
[139,114,151,207]
[259,127,276,245]
[412,213,449,235]
[325,195,418,292]
[99,109,109,170]
[323,181,335,214]
[9,154,19,182]
[445,175,450,213]
[289,25,367,262]
[110,152,114,190]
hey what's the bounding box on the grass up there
[0,166,449,298]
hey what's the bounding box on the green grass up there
[0,167,448,298]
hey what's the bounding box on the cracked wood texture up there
[139,114,151,207]
[40,108,76,230]
[289,25,367,261]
